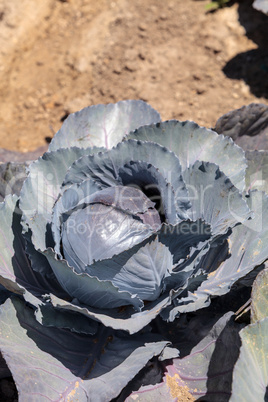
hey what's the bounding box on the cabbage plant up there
[0,100,267,401]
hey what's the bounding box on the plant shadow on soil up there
[223,0,268,98]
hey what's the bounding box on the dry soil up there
[0,0,267,152]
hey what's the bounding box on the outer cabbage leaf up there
[126,366,194,402]
[19,147,102,251]
[169,313,243,401]
[49,292,172,334]
[127,312,244,402]
[245,150,268,193]
[0,297,170,402]
[49,100,161,152]
[253,0,268,14]
[230,318,268,402]
[251,267,268,323]
[231,259,268,402]
[0,195,64,299]
[165,191,268,319]
[35,303,99,335]
[125,120,246,191]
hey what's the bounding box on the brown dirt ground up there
[0,0,267,153]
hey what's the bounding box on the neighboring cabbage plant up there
[0,100,267,401]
